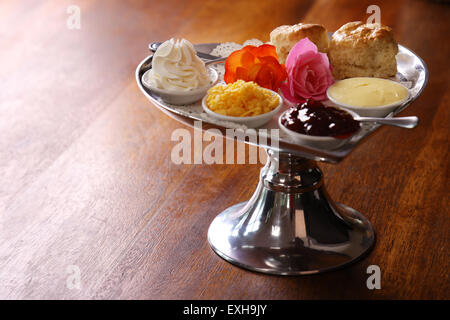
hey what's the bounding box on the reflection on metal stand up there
[208,150,375,275]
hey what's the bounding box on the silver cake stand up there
[136,43,428,275]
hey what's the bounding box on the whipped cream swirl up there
[148,38,210,91]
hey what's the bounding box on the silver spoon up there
[148,41,226,65]
[354,116,418,129]
[148,42,162,52]
[204,57,226,65]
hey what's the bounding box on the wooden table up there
[0,0,448,299]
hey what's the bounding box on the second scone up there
[270,23,329,64]
[329,21,398,79]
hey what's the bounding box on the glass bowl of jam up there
[278,100,361,149]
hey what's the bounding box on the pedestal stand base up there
[208,151,375,275]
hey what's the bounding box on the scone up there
[270,23,330,64]
[329,21,398,79]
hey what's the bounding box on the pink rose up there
[280,38,334,104]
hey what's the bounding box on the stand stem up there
[208,150,375,275]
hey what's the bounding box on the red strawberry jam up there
[280,100,360,139]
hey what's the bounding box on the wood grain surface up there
[0,0,448,299]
